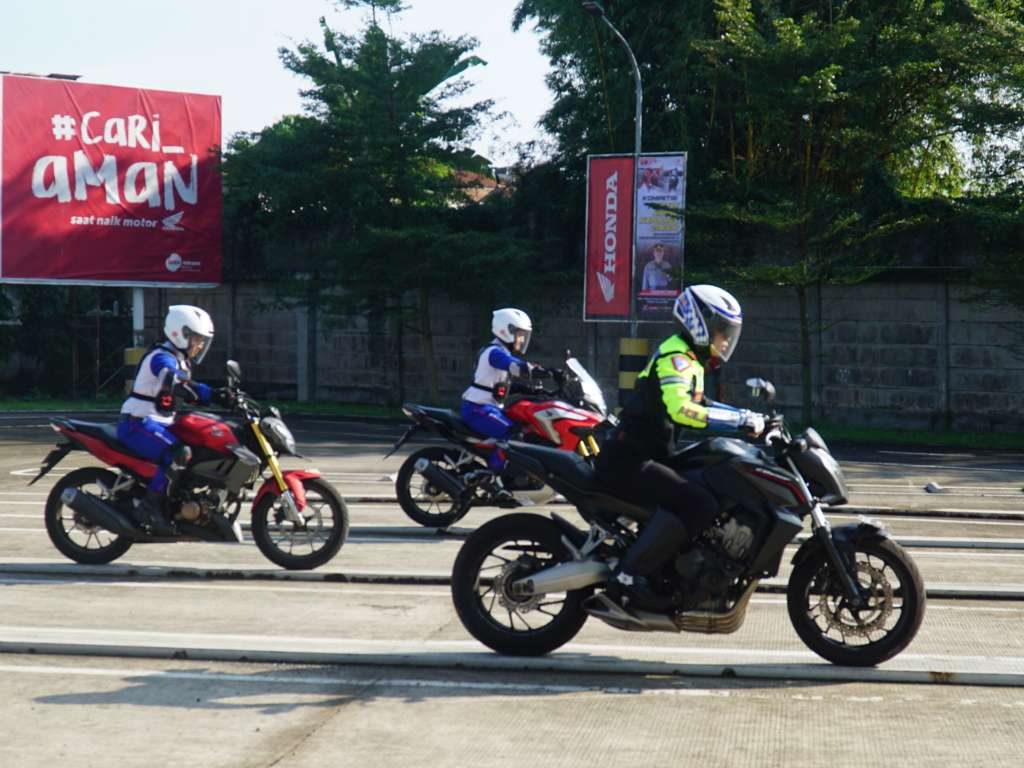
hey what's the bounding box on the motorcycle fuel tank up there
[171,412,239,454]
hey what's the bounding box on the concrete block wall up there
[143,284,299,395]
[155,279,1024,433]
[817,283,950,429]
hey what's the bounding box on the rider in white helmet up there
[117,305,233,535]
[594,284,767,614]
[461,308,552,475]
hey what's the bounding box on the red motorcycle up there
[388,355,613,528]
[32,361,349,570]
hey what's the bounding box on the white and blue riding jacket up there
[461,339,527,408]
[121,342,211,424]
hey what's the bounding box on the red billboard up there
[584,155,634,320]
[0,75,221,285]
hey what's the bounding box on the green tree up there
[516,0,1024,421]
[224,3,547,400]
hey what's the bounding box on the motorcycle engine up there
[174,490,221,523]
[671,510,760,610]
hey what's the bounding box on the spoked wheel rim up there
[800,547,914,651]
[56,476,123,554]
[266,486,342,557]
[472,535,572,635]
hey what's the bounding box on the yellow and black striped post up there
[617,337,650,409]
[124,347,146,395]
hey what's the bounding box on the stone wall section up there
[153,280,1024,433]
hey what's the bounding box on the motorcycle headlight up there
[260,416,297,455]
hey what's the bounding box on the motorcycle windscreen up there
[566,357,607,416]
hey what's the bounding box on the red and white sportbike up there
[32,361,349,570]
[388,354,614,528]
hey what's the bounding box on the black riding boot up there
[136,490,175,536]
[608,509,689,611]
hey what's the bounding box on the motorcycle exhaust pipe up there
[60,488,137,537]
[414,457,465,498]
[510,558,611,596]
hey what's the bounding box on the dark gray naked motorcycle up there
[451,378,926,667]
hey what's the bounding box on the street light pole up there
[582,1,642,336]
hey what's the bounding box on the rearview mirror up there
[745,377,776,404]
[226,360,242,388]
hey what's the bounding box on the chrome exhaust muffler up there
[509,558,610,596]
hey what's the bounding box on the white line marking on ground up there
[5,627,1024,669]
[7,661,1017,704]
[3,579,1023,613]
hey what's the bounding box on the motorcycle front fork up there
[809,503,866,608]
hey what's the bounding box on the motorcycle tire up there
[787,535,926,667]
[250,476,349,570]
[395,446,479,528]
[451,513,590,656]
[45,467,134,565]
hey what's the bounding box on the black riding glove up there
[212,387,237,408]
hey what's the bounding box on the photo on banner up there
[634,153,686,319]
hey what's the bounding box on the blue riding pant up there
[460,401,514,471]
[116,416,182,493]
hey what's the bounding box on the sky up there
[1,0,555,164]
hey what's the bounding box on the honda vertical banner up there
[0,75,221,285]
[584,155,634,320]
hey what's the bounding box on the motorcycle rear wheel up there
[45,467,133,565]
[250,477,349,570]
[451,513,589,656]
[395,446,480,528]
[787,536,926,666]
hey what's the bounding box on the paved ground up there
[1,412,1023,766]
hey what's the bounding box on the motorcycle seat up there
[59,419,153,461]
[413,406,489,440]
[505,441,653,521]
[507,440,595,485]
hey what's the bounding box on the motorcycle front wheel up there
[451,513,590,656]
[250,477,349,570]
[45,467,134,565]
[395,446,481,528]
[787,536,926,666]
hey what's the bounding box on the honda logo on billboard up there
[584,156,633,320]
[0,74,222,285]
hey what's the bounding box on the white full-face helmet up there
[672,285,743,363]
[164,305,214,364]
[492,308,533,354]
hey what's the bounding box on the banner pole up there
[132,287,145,347]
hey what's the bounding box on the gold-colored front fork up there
[576,435,601,458]
[251,421,289,492]
[251,421,304,523]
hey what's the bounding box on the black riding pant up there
[595,440,718,535]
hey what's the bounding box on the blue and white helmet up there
[672,285,743,362]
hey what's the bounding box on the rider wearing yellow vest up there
[595,285,766,613]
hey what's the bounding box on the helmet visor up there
[183,327,213,365]
[707,314,741,362]
[509,326,531,354]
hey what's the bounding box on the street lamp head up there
[581,2,605,18]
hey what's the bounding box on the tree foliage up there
[515,0,1024,418]
[223,4,560,396]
